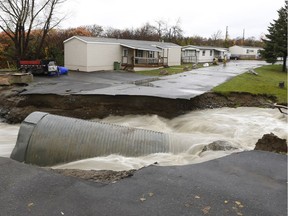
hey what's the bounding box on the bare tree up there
[154,19,166,40]
[134,22,158,40]
[103,27,122,38]
[211,30,223,46]
[165,18,183,42]
[0,0,66,60]
[84,24,104,37]
[211,30,223,41]
[172,19,183,38]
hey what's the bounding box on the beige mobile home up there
[64,36,181,72]
[229,45,263,59]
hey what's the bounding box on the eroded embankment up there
[0,85,278,124]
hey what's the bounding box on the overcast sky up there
[60,0,285,39]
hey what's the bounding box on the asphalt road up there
[22,60,268,99]
[0,150,286,216]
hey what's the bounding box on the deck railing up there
[135,57,159,65]
[181,56,197,63]
[121,56,168,67]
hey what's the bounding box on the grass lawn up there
[134,64,199,76]
[213,64,287,104]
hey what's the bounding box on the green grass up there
[134,64,201,76]
[213,64,287,104]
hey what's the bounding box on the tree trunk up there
[282,54,287,72]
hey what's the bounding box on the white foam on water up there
[0,122,20,157]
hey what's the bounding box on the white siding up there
[198,49,214,63]
[229,45,263,59]
[64,39,88,71]
[229,45,245,55]
[167,46,181,66]
[86,43,121,72]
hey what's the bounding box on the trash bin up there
[113,61,120,70]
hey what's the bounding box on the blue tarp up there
[58,66,68,75]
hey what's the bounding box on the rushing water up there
[0,107,287,171]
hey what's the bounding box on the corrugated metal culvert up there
[10,112,193,166]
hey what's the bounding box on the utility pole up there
[224,26,229,47]
[225,26,228,41]
[242,29,245,45]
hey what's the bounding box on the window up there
[246,49,255,54]
[186,50,196,56]
[210,50,213,56]
[148,51,154,58]
[136,50,143,57]
[202,50,206,56]
[123,49,128,57]
[185,50,191,56]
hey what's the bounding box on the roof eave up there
[63,36,85,44]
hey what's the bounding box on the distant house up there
[64,36,181,72]
[228,45,263,59]
[181,45,229,63]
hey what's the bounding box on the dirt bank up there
[0,85,278,124]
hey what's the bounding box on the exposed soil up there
[254,133,287,154]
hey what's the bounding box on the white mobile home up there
[64,36,181,72]
[228,45,263,59]
[182,45,229,63]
